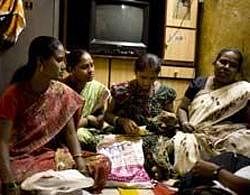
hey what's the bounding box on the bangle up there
[212,166,224,179]
[113,116,120,126]
[2,182,18,191]
[73,153,82,158]
[182,121,189,126]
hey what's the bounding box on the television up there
[89,0,150,56]
[60,0,166,57]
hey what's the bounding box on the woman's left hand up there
[75,157,90,176]
[87,115,103,129]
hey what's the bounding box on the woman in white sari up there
[155,48,250,176]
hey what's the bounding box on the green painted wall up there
[197,0,250,81]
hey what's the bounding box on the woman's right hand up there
[75,157,90,176]
[118,118,140,135]
[181,121,195,133]
[191,160,219,179]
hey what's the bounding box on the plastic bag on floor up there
[97,135,152,188]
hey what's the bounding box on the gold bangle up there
[73,153,82,158]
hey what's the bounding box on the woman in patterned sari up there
[154,48,250,178]
[104,53,177,180]
[63,49,110,151]
[0,36,110,195]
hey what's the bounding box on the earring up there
[39,65,44,72]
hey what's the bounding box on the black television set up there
[89,0,150,56]
[60,0,166,57]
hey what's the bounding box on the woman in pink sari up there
[0,36,110,195]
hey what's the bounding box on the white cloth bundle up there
[21,169,93,195]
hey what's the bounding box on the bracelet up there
[2,181,18,191]
[73,153,83,158]
[182,121,189,126]
[113,116,120,126]
[212,166,224,179]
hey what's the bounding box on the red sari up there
[0,80,110,193]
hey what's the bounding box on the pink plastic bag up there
[97,135,152,188]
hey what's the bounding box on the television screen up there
[95,4,143,43]
[89,0,149,56]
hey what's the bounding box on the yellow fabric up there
[118,188,155,195]
[118,188,139,195]
[100,188,156,195]
[0,0,26,42]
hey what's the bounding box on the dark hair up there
[134,53,162,74]
[66,49,89,72]
[10,36,63,84]
[213,48,243,71]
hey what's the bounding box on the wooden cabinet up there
[159,66,195,108]
[110,59,136,86]
[93,55,136,88]
[93,57,110,86]
[161,0,199,108]
[163,0,198,63]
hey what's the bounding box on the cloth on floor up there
[21,169,94,195]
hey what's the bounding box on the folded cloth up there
[21,169,94,195]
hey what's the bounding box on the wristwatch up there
[212,166,224,179]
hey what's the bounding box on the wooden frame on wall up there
[166,0,198,28]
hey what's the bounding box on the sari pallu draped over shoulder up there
[10,80,84,157]
[154,80,250,176]
[189,80,250,127]
[80,80,110,117]
[191,80,250,157]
